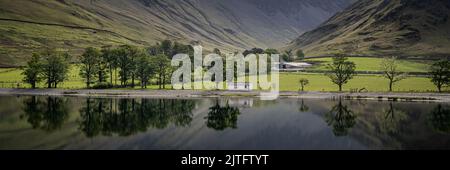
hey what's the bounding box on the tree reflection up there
[79,98,108,137]
[79,98,196,137]
[205,100,241,131]
[428,104,450,134]
[324,99,357,136]
[298,99,309,112]
[376,102,408,134]
[22,96,69,132]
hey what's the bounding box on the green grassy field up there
[305,57,432,73]
[280,73,442,92]
[0,66,444,92]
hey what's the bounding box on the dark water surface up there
[0,95,449,150]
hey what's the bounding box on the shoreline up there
[0,88,449,102]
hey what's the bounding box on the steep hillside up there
[286,0,450,57]
[0,0,353,66]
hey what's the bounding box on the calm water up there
[0,95,449,150]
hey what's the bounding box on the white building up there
[275,62,312,71]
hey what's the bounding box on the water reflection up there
[21,96,69,132]
[298,99,309,113]
[324,99,357,136]
[205,100,241,131]
[428,104,450,134]
[375,102,408,134]
[78,98,196,137]
[1,95,450,149]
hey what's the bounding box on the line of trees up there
[22,40,193,89]
[22,50,70,88]
[78,41,193,89]
[79,44,175,89]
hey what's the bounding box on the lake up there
[0,95,449,150]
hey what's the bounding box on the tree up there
[264,48,279,55]
[299,78,309,92]
[296,50,305,61]
[79,47,100,88]
[22,54,42,88]
[101,47,118,85]
[41,50,70,88]
[152,54,172,89]
[281,50,294,62]
[164,66,175,89]
[128,47,139,88]
[136,52,155,89]
[116,45,134,86]
[325,54,356,92]
[147,44,161,56]
[172,42,192,57]
[97,50,109,84]
[213,48,221,56]
[160,40,172,56]
[430,60,450,93]
[243,48,264,56]
[380,57,407,92]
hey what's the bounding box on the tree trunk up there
[131,75,135,88]
[389,81,393,92]
[339,85,342,92]
[110,67,113,85]
[159,73,162,89]
[162,75,166,89]
[87,77,90,88]
[115,69,118,86]
[99,71,103,83]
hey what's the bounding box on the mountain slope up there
[286,0,450,57]
[0,0,353,66]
